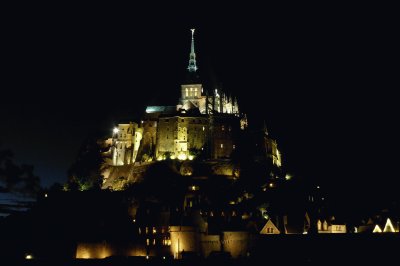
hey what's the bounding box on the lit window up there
[146,239,150,246]
[185,88,188,97]
[222,125,225,131]
[221,143,224,149]
[202,126,205,131]
[153,239,156,245]
[152,227,157,234]
[146,227,149,234]
[233,145,236,150]
[190,87,193,91]
[138,228,142,234]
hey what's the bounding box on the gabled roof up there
[360,217,398,233]
[260,219,280,234]
[382,218,396,233]
[373,224,382,233]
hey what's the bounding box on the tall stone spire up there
[187,29,198,73]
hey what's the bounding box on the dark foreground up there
[1,234,399,265]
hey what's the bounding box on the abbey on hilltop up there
[101,29,282,188]
[69,30,357,261]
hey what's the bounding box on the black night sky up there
[1,4,399,212]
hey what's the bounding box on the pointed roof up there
[187,29,198,73]
[383,218,396,233]
[260,219,280,234]
[373,224,382,233]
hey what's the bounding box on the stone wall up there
[169,226,199,258]
[75,242,146,259]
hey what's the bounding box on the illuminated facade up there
[107,29,279,166]
[317,219,347,234]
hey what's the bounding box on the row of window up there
[146,238,171,246]
[139,227,168,235]
[266,228,275,233]
[185,87,198,97]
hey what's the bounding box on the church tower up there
[179,29,206,113]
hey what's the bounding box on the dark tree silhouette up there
[67,137,106,191]
[0,146,40,197]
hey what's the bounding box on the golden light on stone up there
[177,153,187,160]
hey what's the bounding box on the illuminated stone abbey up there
[106,29,280,172]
